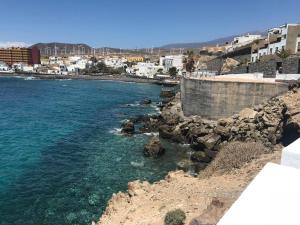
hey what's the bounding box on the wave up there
[143,132,159,136]
[24,76,36,80]
[130,160,145,168]
[109,128,122,135]
[126,103,140,107]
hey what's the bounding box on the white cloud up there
[0,42,30,48]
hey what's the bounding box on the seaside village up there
[0,22,300,81]
[1,23,300,225]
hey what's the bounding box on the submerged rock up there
[144,137,165,157]
[140,98,152,105]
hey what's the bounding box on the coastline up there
[95,85,300,225]
[0,73,178,85]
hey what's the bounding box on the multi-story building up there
[159,55,185,74]
[0,47,41,66]
[251,23,300,62]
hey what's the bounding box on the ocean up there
[0,77,186,225]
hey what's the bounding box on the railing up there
[184,70,218,79]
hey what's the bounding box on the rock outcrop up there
[121,120,135,134]
[144,137,166,157]
[156,90,292,168]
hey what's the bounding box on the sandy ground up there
[96,150,281,225]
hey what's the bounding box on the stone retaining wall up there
[230,56,300,78]
[181,77,289,119]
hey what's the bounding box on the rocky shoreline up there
[96,82,300,225]
[121,83,300,172]
[0,73,177,85]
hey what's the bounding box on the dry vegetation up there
[201,141,271,177]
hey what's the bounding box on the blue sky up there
[0,0,299,48]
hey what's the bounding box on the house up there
[134,62,163,78]
[0,61,9,71]
[251,23,300,62]
[226,34,262,53]
[104,57,126,69]
[159,55,185,75]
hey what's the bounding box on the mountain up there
[160,31,267,49]
[31,43,93,55]
[31,42,146,55]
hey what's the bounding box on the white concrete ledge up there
[281,138,300,169]
[217,163,300,225]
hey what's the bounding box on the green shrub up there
[164,209,186,225]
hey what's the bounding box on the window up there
[298,42,300,52]
[270,48,273,54]
[276,47,279,52]
[251,57,254,62]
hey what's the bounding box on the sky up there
[0,0,299,48]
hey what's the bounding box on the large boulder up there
[158,125,175,139]
[121,120,135,134]
[239,108,258,119]
[144,137,165,157]
[196,134,222,151]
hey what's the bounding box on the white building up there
[65,57,88,73]
[0,61,9,71]
[48,56,64,65]
[226,34,262,53]
[159,55,185,75]
[134,62,163,78]
[251,23,300,62]
[104,57,126,69]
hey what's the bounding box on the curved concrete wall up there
[181,77,289,119]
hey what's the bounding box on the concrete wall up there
[181,77,289,119]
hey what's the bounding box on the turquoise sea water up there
[0,77,186,225]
